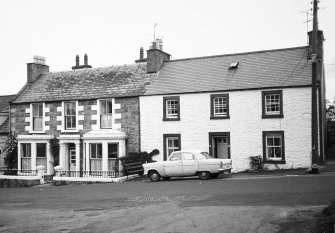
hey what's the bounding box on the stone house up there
[140,32,326,172]
[10,55,154,175]
[0,95,15,169]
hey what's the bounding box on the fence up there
[55,170,118,178]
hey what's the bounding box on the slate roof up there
[13,63,154,104]
[0,95,15,112]
[144,46,312,96]
[0,117,9,134]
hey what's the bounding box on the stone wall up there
[140,87,312,172]
[115,97,140,153]
[0,135,7,168]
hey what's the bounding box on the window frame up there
[32,103,44,131]
[163,134,181,161]
[100,99,113,129]
[210,94,230,119]
[262,131,285,164]
[64,101,77,130]
[21,143,31,158]
[262,90,283,119]
[163,96,180,121]
[90,143,103,159]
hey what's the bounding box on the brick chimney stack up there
[27,56,49,83]
[146,39,170,73]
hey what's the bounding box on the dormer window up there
[229,62,239,69]
[32,103,43,131]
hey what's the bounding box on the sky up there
[1,0,334,99]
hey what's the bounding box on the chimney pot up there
[76,55,79,66]
[140,47,144,60]
[84,54,88,66]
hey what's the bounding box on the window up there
[108,143,118,159]
[163,134,181,160]
[163,96,180,121]
[22,143,31,158]
[100,100,113,128]
[262,90,283,118]
[108,143,118,171]
[36,143,46,158]
[169,152,182,161]
[90,143,102,171]
[36,143,47,168]
[183,152,194,160]
[32,103,43,131]
[64,101,76,129]
[263,131,285,163]
[21,143,31,170]
[210,94,229,119]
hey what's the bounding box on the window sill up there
[263,160,286,164]
[61,129,79,133]
[163,118,180,121]
[29,131,46,134]
[262,114,284,119]
[210,116,230,120]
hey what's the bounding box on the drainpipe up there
[311,54,318,165]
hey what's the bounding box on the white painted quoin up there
[140,87,312,172]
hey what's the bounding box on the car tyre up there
[149,171,161,182]
[198,171,210,180]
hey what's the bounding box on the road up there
[0,174,334,233]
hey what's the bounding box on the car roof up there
[171,150,207,154]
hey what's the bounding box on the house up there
[0,95,16,169]
[10,55,154,176]
[139,22,326,172]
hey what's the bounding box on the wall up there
[0,135,7,168]
[140,87,312,172]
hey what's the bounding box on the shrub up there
[249,155,265,173]
[49,136,60,166]
[4,134,18,170]
[119,149,159,166]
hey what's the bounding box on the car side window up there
[170,152,182,161]
[183,152,194,160]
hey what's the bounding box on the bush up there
[4,134,18,170]
[249,155,265,173]
[119,149,159,166]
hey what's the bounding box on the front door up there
[69,149,76,171]
[209,132,230,159]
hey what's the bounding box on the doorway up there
[68,144,76,171]
[209,132,230,159]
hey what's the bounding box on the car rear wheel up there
[149,171,161,182]
[198,171,210,180]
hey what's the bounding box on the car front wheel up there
[198,171,210,180]
[149,171,161,182]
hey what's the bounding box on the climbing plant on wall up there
[4,133,18,170]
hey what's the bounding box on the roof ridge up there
[47,63,142,75]
[168,46,309,63]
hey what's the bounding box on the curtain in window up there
[21,158,31,170]
[101,115,113,128]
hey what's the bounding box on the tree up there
[326,97,335,121]
[49,136,59,166]
[4,133,18,170]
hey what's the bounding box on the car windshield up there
[197,152,212,160]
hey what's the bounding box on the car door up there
[165,152,183,176]
[182,152,199,176]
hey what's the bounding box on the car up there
[143,150,232,182]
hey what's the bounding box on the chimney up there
[146,39,171,73]
[72,54,92,70]
[27,56,49,83]
[84,54,88,66]
[76,55,79,66]
[135,47,147,63]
